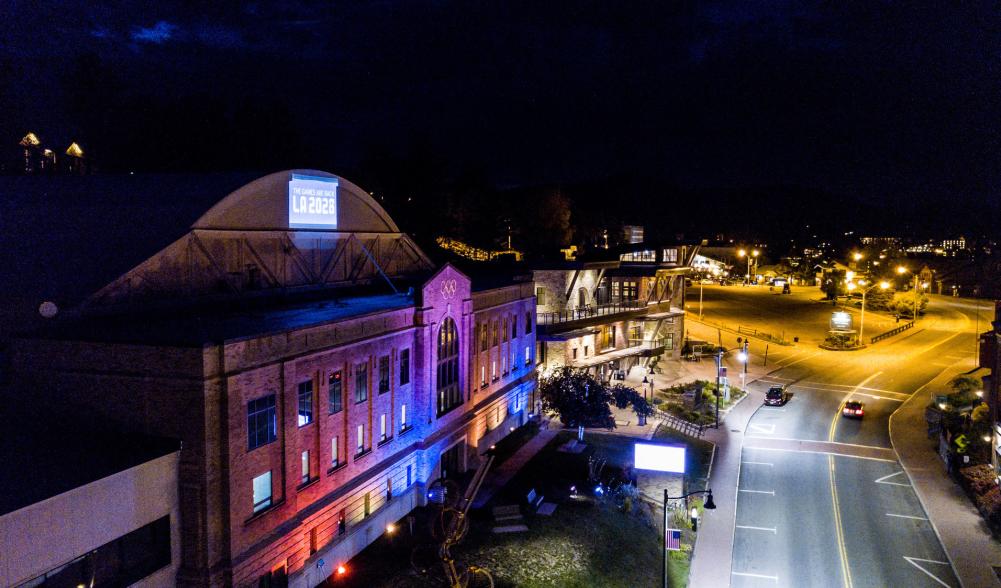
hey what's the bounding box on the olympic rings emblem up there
[440,279,457,299]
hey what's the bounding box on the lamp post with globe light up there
[846,279,890,346]
[896,266,923,321]
[737,248,760,285]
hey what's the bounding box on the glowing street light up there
[849,279,891,345]
[737,248,760,285]
[853,252,863,262]
[895,266,920,321]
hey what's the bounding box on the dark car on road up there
[764,386,789,406]
[842,400,865,418]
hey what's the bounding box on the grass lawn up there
[343,429,712,587]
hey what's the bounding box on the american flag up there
[666,528,682,551]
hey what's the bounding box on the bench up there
[526,488,545,511]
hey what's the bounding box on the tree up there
[610,383,654,418]
[865,287,895,311]
[822,270,846,300]
[538,368,654,435]
[888,292,928,318]
[539,367,616,432]
[948,375,983,407]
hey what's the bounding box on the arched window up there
[437,317,461,416]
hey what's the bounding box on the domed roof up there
[193,169,400,233]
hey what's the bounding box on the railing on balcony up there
[538,300,645,326]
[627,337,668,350]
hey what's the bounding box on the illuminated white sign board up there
[634,443,686,473]
[289,174,339,228]
[830,311,853,331]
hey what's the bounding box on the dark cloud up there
[130,21,177,44]
[1,0,999,218]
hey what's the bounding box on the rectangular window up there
[356,424,365,454]
[399,348,410,386]
[401,403,408,429]
[253,471,272,513]
[247,394,277,451]
[380,413,387,442]
[502,354,507,375]
[407,464,413,487]
[584,345,590,357]
[329,370,343,414]
[481,365,486,387]
[20,516,172,588]
[480,323,488,351]
[612,281,620,299]
[331,436,339,468]
[301,450,310,485]
[491,360,497,381]
[525,312,532,333]
[364,492,371,517]
[379,355,390,394]
[536,287,547,306]
[663,248,678,263]
[502,318,509,342]
[355,362,368,403]
[525,346,531,366]
[512,316,518,339]
[492,321,499,347]
[297,380,313,427]
[573,348,578,360]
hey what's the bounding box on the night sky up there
[2,1,999,216]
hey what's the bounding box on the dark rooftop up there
[0,406,181,516]
[30,291,416,346]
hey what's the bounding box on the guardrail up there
[736,325,792,346]
[687,313,793,346]
[656,410,706,438]
[870,321,915,344]
[538,300,645,325]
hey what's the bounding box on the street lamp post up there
[846,279,890,346]
[896,266,922,321]
[737,249,759,285]
[663,489,716,588]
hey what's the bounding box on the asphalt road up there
[687,285,984,588]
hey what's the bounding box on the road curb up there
[888,367,968,588]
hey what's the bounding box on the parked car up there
[842,400,865,418]
[764,386,789,406]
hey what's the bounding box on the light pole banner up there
[666,528,682,551]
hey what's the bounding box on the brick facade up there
[7,265,536,587]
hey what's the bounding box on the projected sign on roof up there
[289,174,338,228]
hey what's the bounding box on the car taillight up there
[857,409,864,415]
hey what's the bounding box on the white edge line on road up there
[742,444,897,462]
[902,557,953,588]
[886,513,929,521]
[736,525,777,533]
[741,461,773,466]
[732,571,779,581]
[744,435,891,452]
[875,471,911,486]
[739,489,775,495]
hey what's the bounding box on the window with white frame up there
[401,403,408,429]
[331,436,339,468]
[356,424,365,455]
[379,413,387,442]
[301,450,310,484]
[524,346,531,366]
[253,471,272,513]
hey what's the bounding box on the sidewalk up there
[471,425,559,508]
[687,352,777,588]
[890,363,1001,588]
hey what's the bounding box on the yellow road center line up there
[827,372,880,588]
[830,454,853,588]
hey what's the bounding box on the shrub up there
[960,464,996,496]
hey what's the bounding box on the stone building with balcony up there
[4,170,536,587]
[532,243,696,381]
